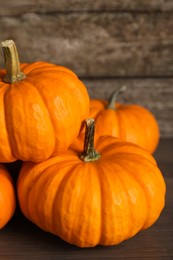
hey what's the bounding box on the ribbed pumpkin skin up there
[0,165,16,229]
[89,99,159,154]
[0,61,89,162]
[17,135,166,247]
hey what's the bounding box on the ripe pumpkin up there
[0,40,89,162]
[17,119,166,247]
[0,165,16,229]
[88,86,159,153]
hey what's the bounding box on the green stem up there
[80,119,101,162]
[107,85,127,109]
[1,40,26,83]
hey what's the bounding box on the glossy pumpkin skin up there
[0,165,16,229]
[89,99,159,154]
[17,135,166,247]
[0,56,89,162]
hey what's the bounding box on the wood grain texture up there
[0,139,173,259]
[0,2,172,137]
[1,0,173,16]
[84,78,173,138]
[0,12,173,77]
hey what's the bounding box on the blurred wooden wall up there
[0,0,173,137]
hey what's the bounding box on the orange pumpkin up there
[0,40,89,162]
[0,165,16,229]
[17,119,166,247]
[88,86,159,153]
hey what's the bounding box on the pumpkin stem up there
[107,85,127,109]
[1,40,26,83]
[80,119,101,162]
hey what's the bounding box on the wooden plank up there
[0,12,173,77]
[1,0,173,16]
[154,139,173,164]
[83,78,173,138]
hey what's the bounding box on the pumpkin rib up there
[4,80,55,161]
[18,163,44,221]
[96,162,118,246]
[52,162,101,247]
[116,158,165,229]
[31,164,72,232]
[110,159,150,231]
[95,163,104,246]
[79,163,101,247]
[54,163,75,244]
[100,162,132,245]
[44,161,81,234]
[97,161,129,245]
[50,164,76,235]
[77,162,102,247]
[134,168,160,230]
[112,165,138,240]
[26,169,49,227]
[52,163,82,242]
[18,163,47,223]
[110,162,148,237]
[22,77,57,149]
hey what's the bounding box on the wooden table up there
[0,139,173,260]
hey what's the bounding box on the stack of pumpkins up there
[0,40,166,248]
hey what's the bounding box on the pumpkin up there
[88,86,159,153]
[0,165,16,229]
[0,40,89,162]
[17,119,166,247]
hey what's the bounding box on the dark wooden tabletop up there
[0,139,173,260]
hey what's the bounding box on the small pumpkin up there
[0,40,89,162]
[0,165,16,229]
[17,119,166,247]
[88,86,159,153]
